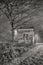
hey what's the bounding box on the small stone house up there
[14,28,34,44]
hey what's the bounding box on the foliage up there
[0,42,23,65]
[0,43,13,65]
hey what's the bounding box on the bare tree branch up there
[14,6,39,28]
[0,8,10,19]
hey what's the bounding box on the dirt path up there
[20,44,43,62]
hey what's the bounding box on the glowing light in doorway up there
[14,29,18,36]
[34,33,40,43]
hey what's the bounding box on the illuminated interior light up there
[34,34,39,43]
[33,32,34,44]
[14,29,18,35]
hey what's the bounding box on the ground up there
[20,44,43,65]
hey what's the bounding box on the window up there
[23,33,29,40]
[25,34,28,40]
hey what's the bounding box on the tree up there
[0,0,42,65]
[0,0,19,43]
[0,0,42,44]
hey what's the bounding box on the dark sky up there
[0,15,12,42]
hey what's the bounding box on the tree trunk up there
[11,21,14,44]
